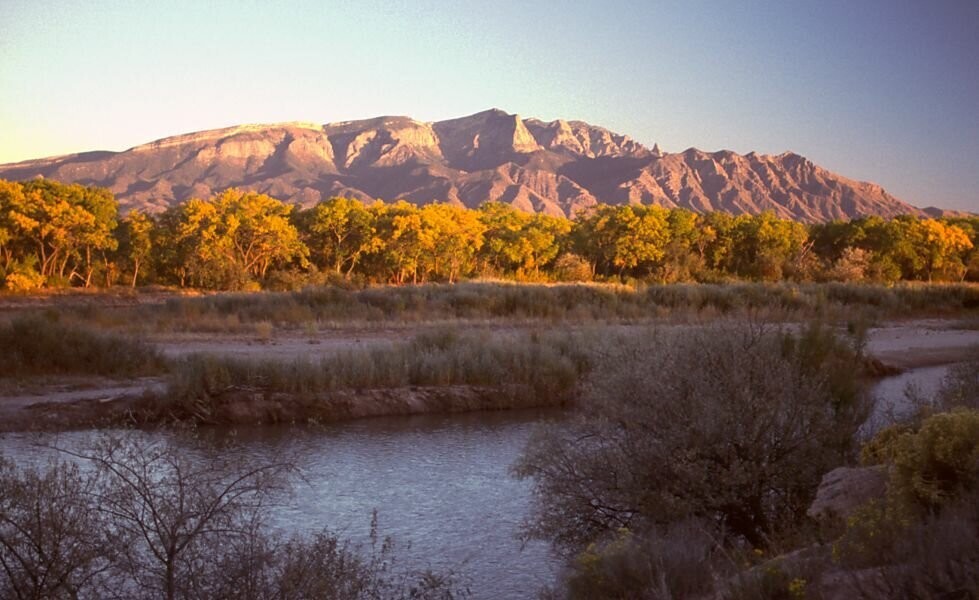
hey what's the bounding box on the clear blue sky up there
[1,0,977,211]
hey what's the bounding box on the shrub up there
[560,523,721,600]
[833,489,979,598]
[0,456,106,599]
[3,271,45,292]
[863,409,979,512]
[514,322,871,553]
[832,499,914,569]
[552,254,593,282]
[0,433,468,600]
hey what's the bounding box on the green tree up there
[477,202,531,274]
[154,190,307,289]
[479,203,569,276]
[116,210,155,287]
[726,212,809,280]
[0,180,22,274]
[660,208,704,282]
[418,203,486,282]
[4,180,118,287]
[302,197,379,276]
[370,201,425,284]
[573,205,670,277]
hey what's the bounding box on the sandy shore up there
[865,320,979,369]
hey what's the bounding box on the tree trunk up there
[131,259,140,288]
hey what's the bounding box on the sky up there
[1,0,977,211]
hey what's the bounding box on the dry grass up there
[145,327,591,425]
[0,315,165,378]
[30,281,979,335]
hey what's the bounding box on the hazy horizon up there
[1,0,977,211]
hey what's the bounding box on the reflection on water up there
[0,409,565,599]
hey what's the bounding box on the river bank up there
[1,318,976,432]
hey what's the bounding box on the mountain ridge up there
[0,109,927,222]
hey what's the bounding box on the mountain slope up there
[0,109,922,221]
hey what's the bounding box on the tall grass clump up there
[0,314,164,377]
[161,328,589,422]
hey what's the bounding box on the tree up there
[155,190,308,289]
[477,202,531,274]
[0,180,21,274]
[1,434,466,600]
[213,189,308,281]
[0,457,108,600]
[573,205,670,277]
[303,197,378,276]
[418,203,486,283]
[4,180,119,286]
[372,201,425,284]
[914,219,973,281]
[155,197,227,288]
[517,213,570,276]
[660,209,704,282]
[726,212,809,280]
[478,203,568,277]
[117,211,155,287]
[56,434,295,600]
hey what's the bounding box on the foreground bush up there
[556,522,723,600]
[861,408,979,513]
[514,322,871,555]
[936,346,979,411]
[832,395,979,597]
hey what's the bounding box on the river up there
[0,408,565,598]
[0,366,953,598]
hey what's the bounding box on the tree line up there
[1,178,976,291]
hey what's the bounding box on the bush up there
[862,409,979,512]
[3,271,45,292]
[551,254,593,282]
[514,322,871,553]
[560,523,721,600]
[833,489,979,598]
[0,456,105,599]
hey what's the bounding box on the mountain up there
[0,109,923,222]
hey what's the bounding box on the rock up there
[807,466,888,522]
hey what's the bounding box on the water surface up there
[0,409,564,599]
[0,366,956,598]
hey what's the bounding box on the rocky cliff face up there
[0,109,922,221]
